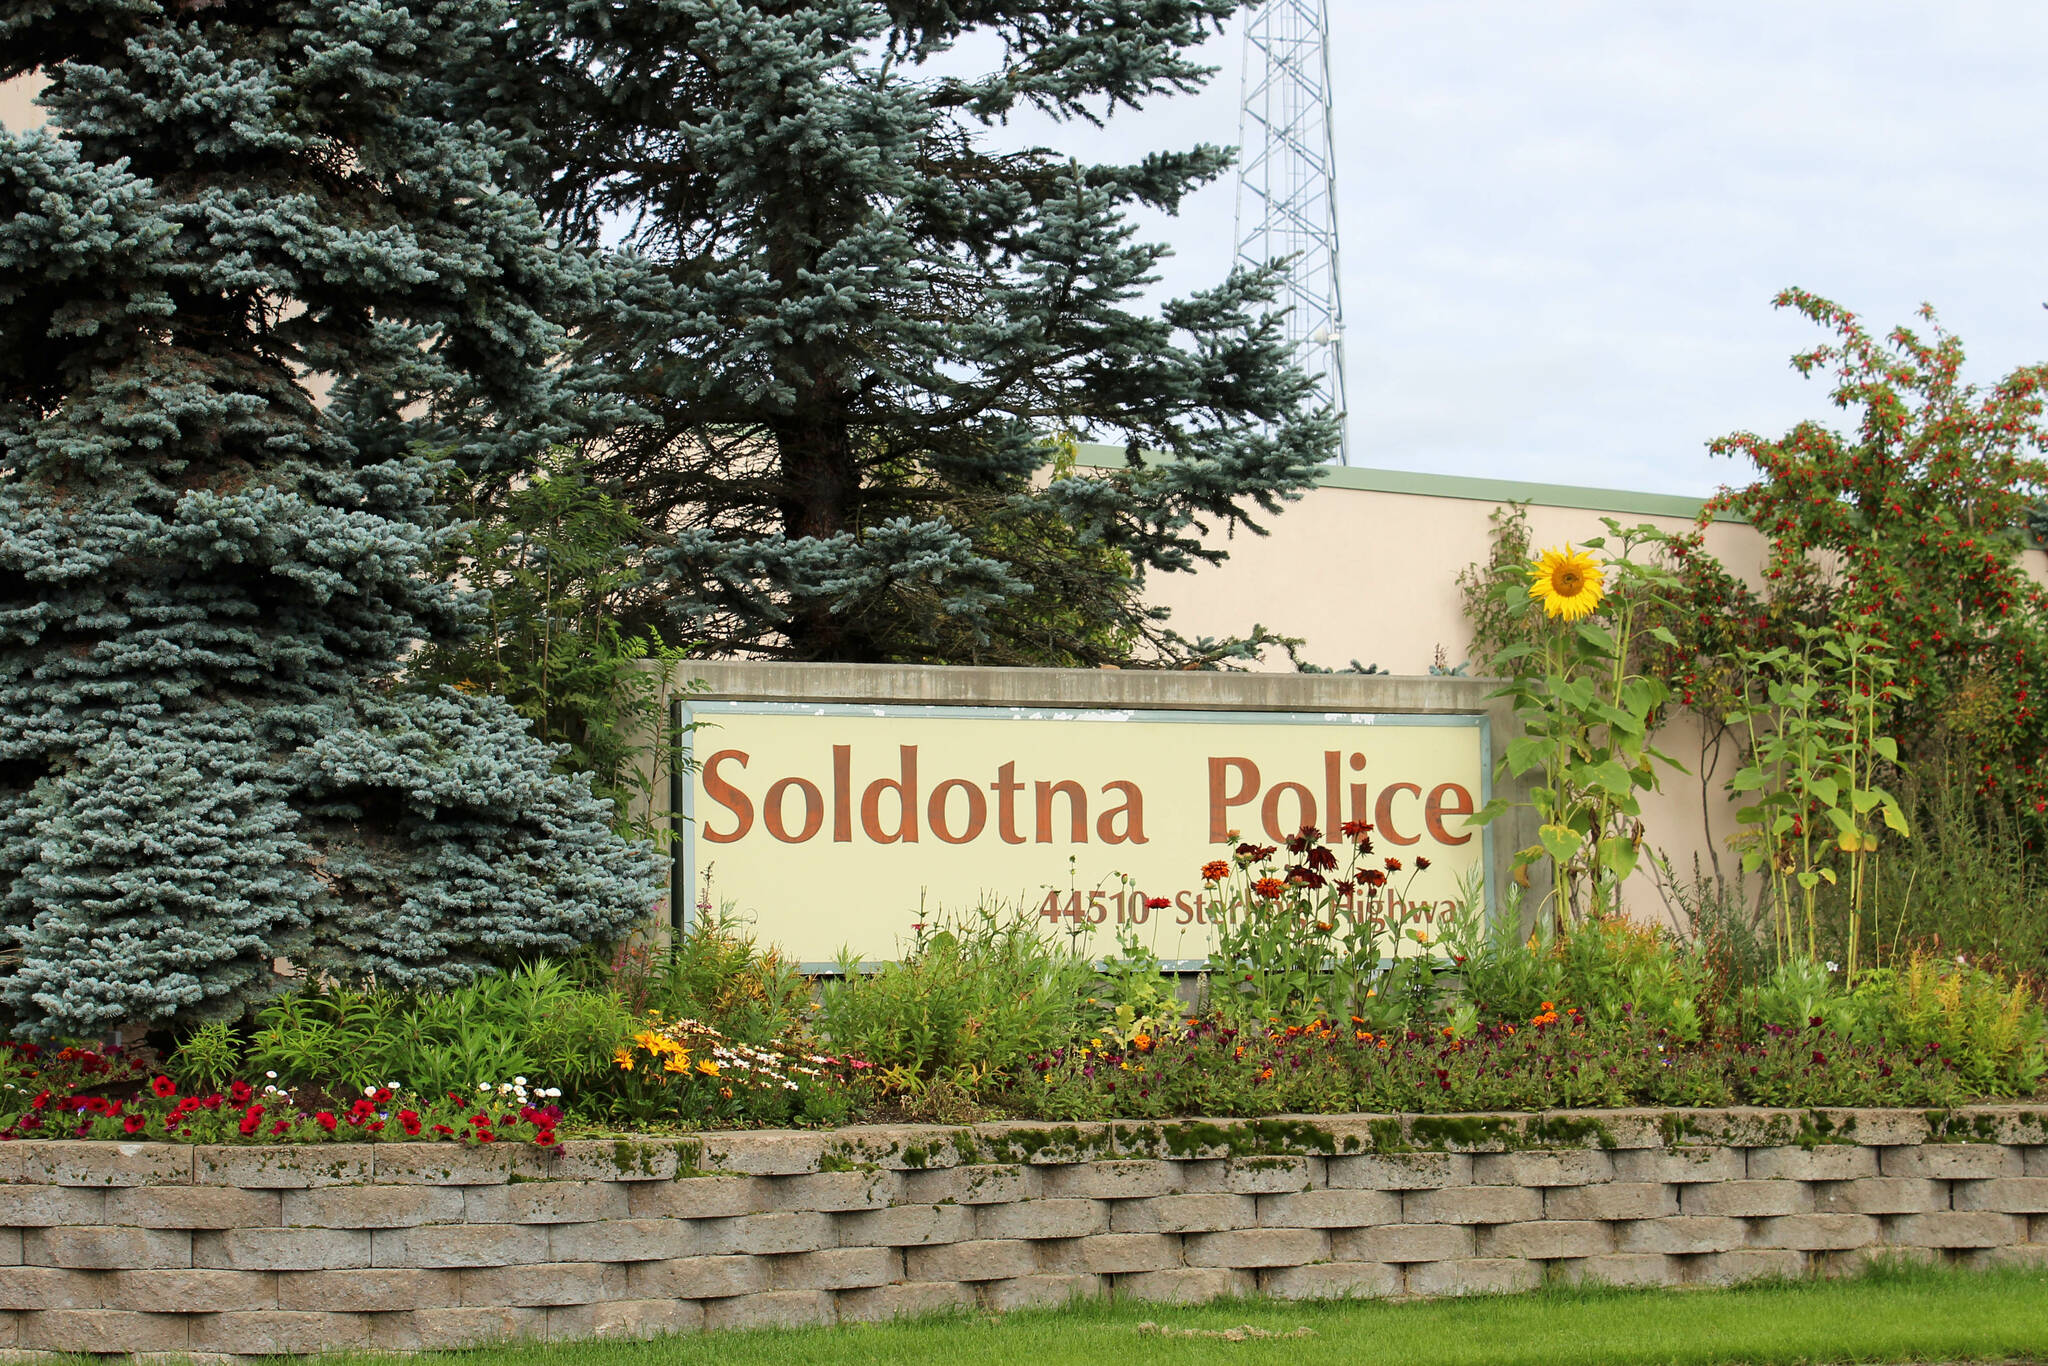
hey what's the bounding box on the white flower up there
[513,1076,527,1087]
[265,1070,277,1079]
[477,1082,490,1091]
[1825,961,1839,973]
[542,1088,561,1099]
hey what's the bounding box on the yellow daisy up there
[613,1048,635,1072]
[662,1053,692,1074]
[1528,544,1605,620]
[696,1059,720,1077]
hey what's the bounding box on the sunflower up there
[1528,544,1605,620]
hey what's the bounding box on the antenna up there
[1235,0,1350,464]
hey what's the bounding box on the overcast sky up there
[984,2,2048,498]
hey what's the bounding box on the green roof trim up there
[1071,443,1745,523]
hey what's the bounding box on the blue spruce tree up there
[0,1,661,1038]
[490,0,1340,664]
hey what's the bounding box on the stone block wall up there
[2,1107,2045,1358]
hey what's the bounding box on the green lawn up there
[344,1263,2048,1366]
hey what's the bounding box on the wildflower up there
[1201,860,1231,882]
[1252,877,1285,900]
[1528,544,1606,620]
[1144,896,1172,911]
[1414,856,1431,871]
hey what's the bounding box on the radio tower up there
[1235,0,1350,464]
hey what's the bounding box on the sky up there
[973,2,2048,498]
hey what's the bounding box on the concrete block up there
[978,1273,1102,1312]
[1679,1180,1811,1218]
[1327,1152,1473,1190]
[575,1297,705,1340]
[1614,1217,1746,1255]
[1259,1188,1400,1229]
[700,1211,837,1256]
[370,1223,549,1269]
[1812,1178,1947,1215]
[1747,1146,1878,1182]
[833,1204,975,1247]
[900,1164,1031,1206]
[459,1261,623,1307]
[548,1218,696,1263]
[462,1181,629,1225]
[1038,1161,1181,1200]
[1259,1261,1401,1300]
[374,1305,548,1350]
[0,1228,19,1267]
[1953,1178,2048,1213]
[285,1185,463,1229]
[626,1255,770,1301]
[825,1124,967,1172]
[1881,1145,2024,1180]
[15,1142,192,1188]
[1038,1233,1182,1275]
[1818,1110,1932,1147]
[368,1145,514,1187]
[976,1199,1109,1241]
[100,1269,275,1313]
[1402,1186,1542,1225]
[1334,1222,1474,1263]
[1685,1249,1806,1285]
[694,1131,828,1177]
[700,1290,835,1331]
[1747,1214,1882,1251]
[0,1186,105,1226]
[1611,1147,1744,1184]
[769,1246,902,1292]
[1886,1212,2024,1248]
[1544,1183,1677,1221]
[628,1175,766,1219]
[1476,1221,1612,1260]
[103,1187,281,1230]
[185,1310,376,1356]
[537,1139,681,1183]
[1110,1194,1257,1234]
[1547,1254,1672,1288]
[1981,1244,2048,1271]
[1470,1151,1613,1187]
[1183,1228,1327,1269]
[278,1268,460,1311]
[766,1171,898,1213]
[906,1239,1036,1283]
[15,1309,188,1354]
[22,1227,189,1271]
[0,1269,102,1311]
[196,1146,375,1188]
[968,1122,1111,1165]
[837,1282,978,1323]
[1115,1267,1256,1304]
[1404,1258,1543,1297]
[2028,1147,2048,1177]
[1220,1158,1324,1194]
[194,1227,370,1271]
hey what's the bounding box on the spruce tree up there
[0,0,661,1038]
[498,0,1340,664]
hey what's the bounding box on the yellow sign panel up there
[676,702,1490,965]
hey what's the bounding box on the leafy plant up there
[1727,622,1911,971]
[167,1022,242,1096]
[1471,523,1687,926]
[1852,951,2047,1097]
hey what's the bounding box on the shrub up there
[817,903,1093,1110]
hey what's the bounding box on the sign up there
[674,698,1491,967]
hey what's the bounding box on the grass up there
[331,1262,2048,1366]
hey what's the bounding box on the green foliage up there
[408,457,697,843]
[166,1022,242,1097]
[1084,926,1184,1050]
[494,1,1336,664]
[598,914,812,1047]
[1470,522,1687,924]
[1726,623,1911,972]
[1455,501,1536,666]
[1850,952,2047,1097]
[818,904,1094,1106]
[0,0,659,1038]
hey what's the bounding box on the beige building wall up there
[1,74,46,132]
[1101,450,2048,926]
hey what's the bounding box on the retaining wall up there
[3,1107,2047,1358]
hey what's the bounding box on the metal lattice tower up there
[1235,0,1350,464]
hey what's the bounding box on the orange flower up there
[1252,877,1285,900]
[1201,860,1231,882]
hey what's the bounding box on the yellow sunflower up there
[1527,544,1605,620]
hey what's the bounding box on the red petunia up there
[228,1081,253,1105]
[398,1110,422,1136]
[238,1106,265,1136]
[123,1115,147,1135]
[315,1111,338,1133]
[149,1076,177,1099]
[533,1131,558,1148]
